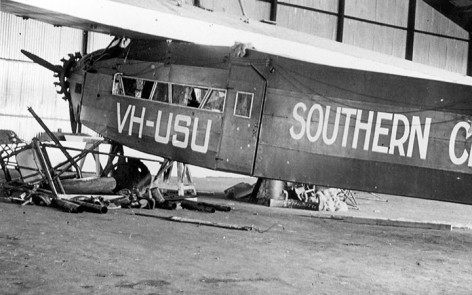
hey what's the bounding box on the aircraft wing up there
[2,0,472,85]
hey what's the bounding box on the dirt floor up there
[1,178,472,295]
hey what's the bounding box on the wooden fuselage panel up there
[255,56,472,203]
[79,60,228,170]
[72,44,472,203]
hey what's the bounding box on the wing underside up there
[2,0,472,85]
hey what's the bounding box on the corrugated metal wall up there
[0,12,83,141]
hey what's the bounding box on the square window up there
[234,92,253,118]
[112,74,155,99]
[152,82,169,102]
[201,89,226,112]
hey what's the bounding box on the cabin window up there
[234,91,253,118]
[112,73,226,112]
[152,82,169,102]
[192,88,208,107]
[112,74,155,99]
[172,85,193,105]
[170,85,225,112]
[201,89,226,112]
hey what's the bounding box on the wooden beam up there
[270,0,278,22]
[468,33,472,76]
[325,215,452,231]
[82,30,88,55]
[405,0,416,60]
[336,0,345,42]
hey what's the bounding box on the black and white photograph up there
[1,0,472,294]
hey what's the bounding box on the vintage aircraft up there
[2,0,472,204]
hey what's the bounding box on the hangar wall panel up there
[87,32,114,53]
[278,0,338,12]
[343,20,407,58]
[343,0,408,58]
[345,0,408,27]
[0,12,82,140]
[0,59,70,140]
[0,13,82,62]
[413,1,468,74]
[413,33,468,74]
[277,0,338,40]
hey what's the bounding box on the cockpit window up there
[113,74,155,99]
[234,91,254,118]
[112,73,226,112]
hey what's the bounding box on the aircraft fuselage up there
[68,40,472,204]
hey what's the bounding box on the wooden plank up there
[343,19,406,58]
[314,214,452,230]
[60,177,116,194]
[345,0,409,27]
[277,5,337,40]
[413,33,468,75]
[280,0,338,12]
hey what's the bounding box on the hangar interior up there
[0,0,469,140]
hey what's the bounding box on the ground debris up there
[181,199,231,213]
[226,179,357,212]
[224,182,254,200]
[133,212,284,233]
[1,124,229,216]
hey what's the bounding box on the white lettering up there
[128,106,146,138]
[341,108,356,147]
[449,121,469,165]
[389,114,410,156]
[288,102,434,161]
[191,118,212,153]
[117,102,132,134]
[322,106,341,146]
[352,110,374,150]
[154,111,173,144]
[289,102,307,140]
[306,104,323,142]
[372,112,393,154]
[117,102,213,153]
[407,116,431,160]
[172,114,191,148]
